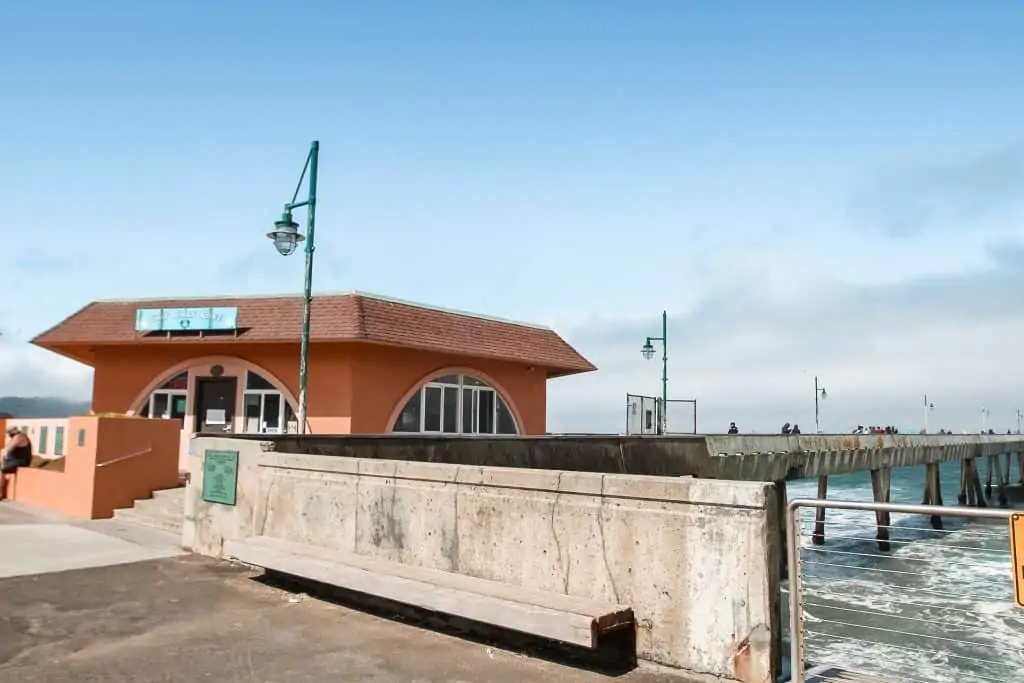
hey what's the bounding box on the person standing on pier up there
[781,422,792,434]
[728,422,739,434]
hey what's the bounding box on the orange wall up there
[9,416,181,519]
[85,341,548,435]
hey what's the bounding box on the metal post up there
[661,310,668,435]
[814,376,821,434]
[296,141,319,434]
[924,394,929,433]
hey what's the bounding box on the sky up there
[2,1,1023,434]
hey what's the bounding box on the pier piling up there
[812,475,828,545]
[959,459,969,505]
[870,468,892,551]
[985,455,995,499]
[969,459,988,508]
[924,462,943,530]
[996,453,1009,507]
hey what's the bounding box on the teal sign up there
[201,449,239,506]
[135,306,238,332]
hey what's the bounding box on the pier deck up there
[801,665,892,683]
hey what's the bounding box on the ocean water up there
[782,458,1024,683]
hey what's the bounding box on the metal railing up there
[787,498,1024,683]
[94,446,153,468]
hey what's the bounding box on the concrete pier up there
[247,432,1024,482]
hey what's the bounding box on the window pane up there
[284,401,297,433]
[424,387,442,432]
[152,393,170,419]
[497,396,518,434]
[461,388,475,434]
[139,401,150,418]
[246,372,275,390]
[463,375,486,387]
[263,394,282,432]
[432,374,460,385]
[393,392,422,432]
[160,371,189,390]
[477,390,495,434]
[171,394,187,420]
[244,394,262,433]
[442,386,459,433]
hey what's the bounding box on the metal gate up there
[663,398,697,434]
[786,498,1024,683]
[625,393,659,435]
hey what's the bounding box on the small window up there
[77,428,86,447]
[54,427,65,456]
[39,426,49,455]
[394,393,422,433]
[246,372,276,391]
[159,371,189,390]
[423,386,443,432]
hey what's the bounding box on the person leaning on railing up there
[1,426,33,500]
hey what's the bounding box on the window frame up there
[242,371,295,434]
[394,374,519,436]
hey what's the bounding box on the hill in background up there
[0,396,91,418]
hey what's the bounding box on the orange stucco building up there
[32,292,595,463]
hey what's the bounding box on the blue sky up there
[2,1,1023,433]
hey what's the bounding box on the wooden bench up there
[225,536,634,649]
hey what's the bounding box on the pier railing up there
[786,498,1024,683]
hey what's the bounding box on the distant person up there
[1,426,33,500]
[781,422,792,434]
[791,424,801,434]
[728,422,739,434]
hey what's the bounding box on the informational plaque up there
[202,449,239,506]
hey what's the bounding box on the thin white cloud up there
[547,253,1024,435]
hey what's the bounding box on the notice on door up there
[202,449,239,506]
[1011,513,1024,609]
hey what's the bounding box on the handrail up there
[95,446,153,468]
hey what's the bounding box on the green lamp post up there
[266,140,319,435]
[640,310,669,435]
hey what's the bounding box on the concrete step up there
[112,506,182,535]
[133,492,185,519]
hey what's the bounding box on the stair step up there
[133,496,184,517]
[112,507,182,535]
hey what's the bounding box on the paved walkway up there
[0,503,693,683]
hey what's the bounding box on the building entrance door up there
[194,377,237,433]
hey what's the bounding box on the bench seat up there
[225,536,634,649]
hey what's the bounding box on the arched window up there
[138,371,189,425]
[242,371,297,434]
[392,374,518,435]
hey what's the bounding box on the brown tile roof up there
[31,292,596,377]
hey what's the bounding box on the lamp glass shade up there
[641,342,655,360]
[820,388,827,400]
[267,213,305,256]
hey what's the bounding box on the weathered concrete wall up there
[184,437,781,683]
[226,432,1024,481]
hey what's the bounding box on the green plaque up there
[202,449,239,506]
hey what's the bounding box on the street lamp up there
[1016,408,1023,434]
[640,311,668,435]
[923,394,934,433]
[980,406,990,433]
[267,140,320,434]
[814,376,827,434]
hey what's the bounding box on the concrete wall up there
[251,432,1024,481]
[184,437,781,683]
